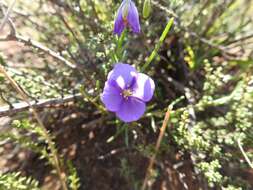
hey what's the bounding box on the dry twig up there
[141,106,171,190]
[0,93,82,117]
[0,15,77,69]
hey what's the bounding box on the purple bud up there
[114,0,141,36]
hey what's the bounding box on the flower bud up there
[114,0,141,36]
[143,0,151,19]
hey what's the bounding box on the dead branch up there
[0,16,78,70]
[0,93,82,117]
[12,34,77,69]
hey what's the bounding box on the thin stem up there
[80,86,106,113]
[124,125,129,147]
[0,65,68,190]
[115,29,127,61]
[107,123,128,143]
[141,96,183,190]
[237,139,253,169]
[141,18,174,72]
[141,106,171,190]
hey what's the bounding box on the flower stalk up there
[141,17,174,71]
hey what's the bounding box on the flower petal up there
[127,1,141,33]
[108,63,137,89]
[132,73,155,102]
[101,81,123,112]
[116,97,146,122]
[113,1,126,36]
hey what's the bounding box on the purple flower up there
[114,0,141,36]
[101,63,155,122]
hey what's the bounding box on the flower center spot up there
[122,89,133,99]
[123,18,128,26]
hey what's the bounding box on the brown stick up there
[141,106,171,190]
[0,18,77,70]
[13,34,77,69]
[0,93,82,117]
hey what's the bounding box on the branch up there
[13,34,77,69]
[0,93,82,117]
[227,32,253,46]
[1,0,30,17]
[0,32,78,69]
[0,17,78,69]
[0,0,16,32]
[141,106,171,190]
[1,0,49,32]
[141,97,184,190]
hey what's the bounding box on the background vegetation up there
[0,0,252,189]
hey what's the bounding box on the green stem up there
[115,29,127,61]
[107,123,128,143]
[124,125,129,147]
[141,18,174,72]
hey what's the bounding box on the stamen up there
[123,18,128,26]
[122,89,133,99]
